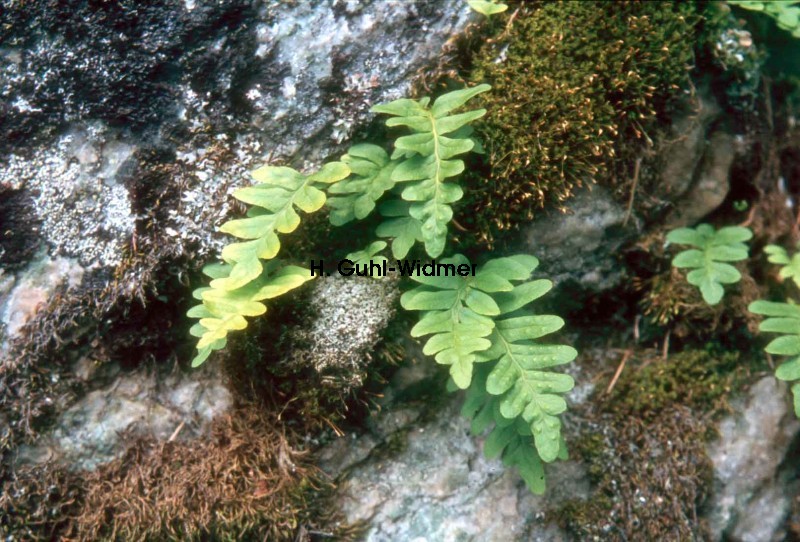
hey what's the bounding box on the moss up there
[1,406,358,541]
[460,1,698,244]
[639,256,763,340]
[610,349,744,421]
[554,348,756,540]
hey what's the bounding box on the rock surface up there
[0,0,472,474]
[15,361,232,471]
[322,364,800,541]
[706,376,800,542]
[319,362,579,542]
[521,185,636,296]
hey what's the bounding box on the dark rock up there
[0,188,41,270]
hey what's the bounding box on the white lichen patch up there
[164,107,268,259]
[285,274,399,389]
[0,122,136,267]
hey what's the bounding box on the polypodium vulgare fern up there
[186,83,579,493]
[765,243,800,288]
[667,224,753,305]
[402,253,576,491]
[372,83,491,258]
[748,300,800,417]
[188,161,349,366]
[327,144,397,226]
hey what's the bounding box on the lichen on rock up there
[0,123,136,268]
[281,274,399,391]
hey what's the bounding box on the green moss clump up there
[463,1,698,243]
[610,349,743,421]
[554,348,754,540]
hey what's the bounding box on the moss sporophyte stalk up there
[310,259,478,278]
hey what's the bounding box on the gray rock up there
[520,185,635,294]
[15,361,232,471]
[665,129,736,228]
[654,87,722,202]
[705,376,800,542]
[0,247,83,346]
[0,123,136,268]
[328,400,572,542]
[321,359,580,542]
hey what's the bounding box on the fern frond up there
[188,160,348,365]
[748,300,800,416]
[345,241,388,268]
[466,0,508,16]
[372,84,490,257]
[476,257,576,462]
[462,366,565,494]
[188,261,314,366]
[404,253,575,466]
[667,224,752,305]
[375,200,424,259]
[402,253,496,389]
[765,244,800,288]
[216,162,349,291]
[327,144,398,226]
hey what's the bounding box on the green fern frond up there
[188,161,348,366]
[216,162,349,291]
[667,224,753,305]
[466,0,509,16]
[748,300,800,416]
[729,1,800,38]
[327,144,398,226]
[765,244,800,288]
[462,366,566,494]
[372,84,491,257]
[404,253,575,472]
[188,261,314,366]
[345,241,388,268]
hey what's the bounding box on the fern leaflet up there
[748,300,800,417]
[765,244,800,288]
[372,84,490,257]
[667,224,752,305]
[326,144,397,226]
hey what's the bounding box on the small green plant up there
[667,224,753,305]
[371,84,490,257]
[729,1,800,38]
[466,0,508,16]
[402,253,575,490]
[765,243,800,288]
[187,84,576,494]
[747,300,800,416]
[187,163,350,366]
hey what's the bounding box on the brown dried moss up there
[556,348,753,540]
[638,264,762,338]
[1,405,358,541]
